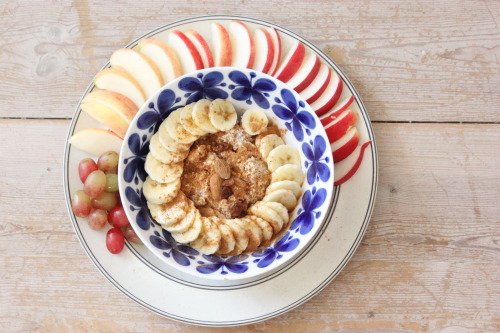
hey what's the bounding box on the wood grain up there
[0,120,498,332]
[0,0,498,121]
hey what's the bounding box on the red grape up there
[98,151,119,172]
[105,173,119,192]
[83,170,106,198]
[78,158,98,183]
[108,206,129,228]
[106,228,125,254]
[91,192,118,211]
[124,225,141,244]
[72,190,92,217]
[88,209,108,230]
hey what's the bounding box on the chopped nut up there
[232,177,247,188]
[209,173,223,201]
[214,158,231,179]
[222,178,235,186]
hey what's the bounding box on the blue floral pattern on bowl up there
[118,68,334,281]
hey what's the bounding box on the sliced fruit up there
[320,95,355,126]
[273,41,305,83]
[252,28,275,73]
[263,189,297,211]
[241,109,268,135]
[109,48,163,98]
[246,216,273,243]
[257,134,284,159]
[171,209,203,243]
[286,54,321,93]
[248,201,284,234]
[81,90,137,138]
[164,109,198,144]
[267,27,282,76]
[137,38,182,84]
[209,99,237,131]
[271,164,305,185]
[233,218,262,252]
[255,125,281,147]
[266,145,301,172]
[299,64,330,104]
[334,141,372,186]
[69,128,123,156]
[190,217,221,255]
[230,21,255,68]
[184,29,214,68]
[265,180,302,199]
[310,71,343,117]
[148,133,189,164]
[324,109,358,143]
[192,99,218,133]
[94,68,146,109]
[164,201,196,234]
[158,121,192,152]
[263,201,289,224]
[144,153,184,183]
[179,102,206,136]
[168,30,204,74]
[142,176,181,205]
[224,218,250,256]
[211,23,232,66]
[331,127,359,163]
[214,218,236,255]
[147,191,190,226]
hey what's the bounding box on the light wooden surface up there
[1,1,499,332]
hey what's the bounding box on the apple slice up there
[211,23,232,66]
[252,28,274,73]
[324,109,358,143]
[334,141,372,186]
[138,38,182,85]
[109,48,163,99]
[230,21,255,68]
[81,90,137,139]
[320,95,355,126]
[331,127,359,163]
[184,30,214,68]
[286,54,320,93]
[94,68,146,109]
[267,27,282,76]
[299,64,330,104]
[168,30,204,74]
[310,71,343,117]
[69,128,123,156]
[273,41,305,83]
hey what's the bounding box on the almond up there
[214,158,231,179]
[210,173,223,201]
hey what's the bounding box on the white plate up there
[63,15,377,326]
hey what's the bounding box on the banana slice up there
[192,99,218,133]
[224,218,250,256]
[165,109,198,144]
[263,189,298,211]
[255,126,281,147]
[266,145,301,172]
[271,164,305,185]
[144,153,183,184]
[209,99,237,131]
[248,201,284,233]
[234,218,263,253]
[147,192,190,227]
[170,210,203,243]
[190,217,221,255]
[214,218,236,255]
[266,180,302,199]
[258,134,284,159]
[241,109,268,135]
[245,216,273,243]
[180,102,207,136]
[164,201,196,234]
[262,201,289,224]
[158,121,191,152]
[149,133,189,164]
[143,176,181,205]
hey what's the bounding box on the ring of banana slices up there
[143,98,305,256]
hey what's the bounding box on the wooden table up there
[1,1,498,331]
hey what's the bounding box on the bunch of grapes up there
[71,151,140,254]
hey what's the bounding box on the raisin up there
[230,200,248,218]
[221,186,233,199]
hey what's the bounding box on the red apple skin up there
[275,42,306,83]
[314,78,343,117]
[331,128,360,163]
[268,27,282,76]
[320,95,355,127]
[232,21,255,68]
[170,30,204,70]
[254,28,275,74]
[212,23,232,66]
[184,29,214,68]
[306,69,331,104]
[334,141,372,186]
[324,110,358,143]
[293,55,321,93]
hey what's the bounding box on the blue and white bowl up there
[118,67,334,281]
